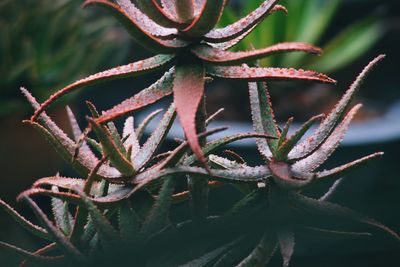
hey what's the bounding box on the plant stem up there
[188,95,209,225]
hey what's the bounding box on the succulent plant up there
[1,1,398,267]
[30,0,336,165]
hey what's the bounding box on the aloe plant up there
[1,1,398,266]
[29,0,337,225]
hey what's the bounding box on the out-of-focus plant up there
[219,0,385,73]
[0,0,129,116]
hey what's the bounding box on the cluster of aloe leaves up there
[1,0,398,266]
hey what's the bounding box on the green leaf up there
[118,201,140,244]
[141,176,175,236]
[133,103,176,169]
[135,109,163,141]
[22,196,86,263]
[0,199,50,241]
[89,118,134,177]
[249,81,279,155]
[73,188,121,253]
[290,193,400,242]
[51,186,73,236]
[0,241,63,263]
[237,231,277,267]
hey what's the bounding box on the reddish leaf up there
[192,42,321,64]
[116,0,178,39]
[182,0,227,37]
[175,0,195,22]
[96,68,175,124]
[83,0,187,52]
[207,65,336,84]
[0,242,62,263]
[288,55,385,160]
[315,152,384,182]
[31,55,174,121]
[205,0,279,42]
[292,104,362,173]
[173,58,207,166]
[248,82,279,157]
[135,0,181,28]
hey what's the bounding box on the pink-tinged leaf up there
[0,199,50,241]
[290,193,400,242]
[173,58,207,166]
[288,55,385,160]
[277,114,324,160]
[96,68,174,124]
[0,242,63,263]
[205,108,224,126]
[123,116,140,160]
[31,55,174,121]
[66,106,97,162]
[22,196,86,263]
[18,243,61,267]
[270,4,288,15]
[209,25,257,50]
[22,89,120,179]
[205,0,279,42]
[89,118,135,177]
[269,161,314,190]
[19,185,133,207]
[136,0,182,27]
[207,4,286,48]
[207,65,336,84]
[181,0,227,37]
[315,152,384,181]
[136,109,164,141]
[175,0,195,22]
[133,104,176,170]
[83,0,187,52]
[183,132,274,166]
[192,42,321,64]
[237,231,277,267]
[158,127,228,169]
[292,104,362,173]
[131,165,271,194]
[116,0,178,39]
[277,226,295,267]
[249,82,279,157]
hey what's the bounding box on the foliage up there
[0,1,397,266]
[0,0,129,116]
[219,0,384,73]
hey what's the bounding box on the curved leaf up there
[31,55,174,121]
[96,68,175,124]
[192,42,321,65]
[173,58,207,166]
[207,65,336,84]
[205,0,279,42]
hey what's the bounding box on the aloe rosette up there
[120,55,399,266]
[30,0,335,165]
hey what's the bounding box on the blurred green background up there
[0,0,399,266]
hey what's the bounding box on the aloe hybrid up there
[30,0,335,165]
